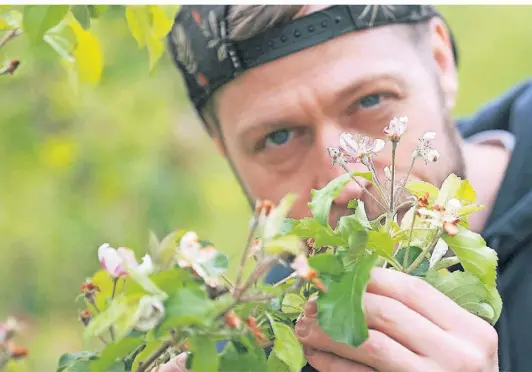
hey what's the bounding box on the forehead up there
[216,24,424,123]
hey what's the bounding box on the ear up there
[213,136,227,157]
[429,17,458,111]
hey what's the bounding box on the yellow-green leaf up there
[70,19,103,85]
[146,35,164,72]
[406,180,439,203]
[23,5,69,43]
[150,5,173,38]
[0,10,21,31]
[88,5,108,18]
[434,173,462,206]
[456,179,477,203]
[125,5,150,49]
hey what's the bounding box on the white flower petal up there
[180,231,199,250]
[423,132,436,140]
[339,132,359,155]
[134,296,165,332]
[138,255,154,276]
[429,239,449,268]
[372,138,386,153]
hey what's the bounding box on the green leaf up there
[189,335,219,372]
[155,287,213,335]
[44,22,75,61]
[281,293,306,315]
[23,5,69,43]
[337,214,367,251]
[71,6,90,29]
[309,173,351,226]
[267,350,290,372]
[57,352,98,372]
[263,193,298,240]
[308,254,344,277]
[268,317,305,372]
[443,226,498,287]
[199,251,229,278]
[317,253,378,347]
[435,174,462,206]
[456,180,476,203]
[264,235,303,256]
[70,19,103,85]
[291,218,344,249]
[88,5,108,18]
[366,231,401,269]
[405,180,439,203]
[88,337,143,372]
[347,200,371,230]
[219,339,268,372]
[84,294,142,341]
[424,270,501,324]
[130,341,160,371]
[394,246,429,276]
[62,359,91,372]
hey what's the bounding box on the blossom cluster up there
[0,316,27,369]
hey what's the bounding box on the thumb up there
[151,352,189,372]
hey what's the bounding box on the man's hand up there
[295,267,499,372]
[149,353,188,372]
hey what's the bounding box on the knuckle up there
[360,331,388,365]
[369,296,398,329]
[453,347,486,372]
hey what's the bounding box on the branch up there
[0,59,20,76]
[0,29,21,50]
[136,341,173,372]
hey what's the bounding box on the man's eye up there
[265,129,293,147]
[359,94,381,108]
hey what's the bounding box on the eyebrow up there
[235,71,405,141]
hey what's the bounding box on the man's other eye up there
[264,129,294,148]
[359,94,382,108]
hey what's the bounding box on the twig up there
[137,341,173,372]
[108,277,119,342]
[367,157,390,209]
[235,257,277,301]
[235,216,259,292]
[339,163,387,212]
[406,228,441,274]
[0,29,21,50]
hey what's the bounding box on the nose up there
[313,123,369,207]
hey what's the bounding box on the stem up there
[403,204,418,270]
[340,163,387,212]
[406,228,441,274]
[235,215,259,292]
[398,156,417,201]
[236,257,277,301]
[221,275,234,289]
[273,273,296,287]
[108,277,119,342]
[0,29,21,50]
[367,157,390,209]
[136,341,173,372]
[390,142,397,212]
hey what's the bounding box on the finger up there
[367,267,482,332]
[363,292,456,357]
[304,347,375,372]
[152,353,189,372]
[297,314,424,372]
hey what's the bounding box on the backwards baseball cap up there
[167,5,458,117]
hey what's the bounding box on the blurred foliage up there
[0,4,530,371]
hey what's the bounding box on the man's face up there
[213,16,462,226]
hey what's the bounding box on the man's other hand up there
[296,267,499,372]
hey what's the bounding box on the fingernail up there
[295,319,309,338]
[303,346,315,356]
[305,301,317,316]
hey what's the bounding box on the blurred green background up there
[0,5,530,371]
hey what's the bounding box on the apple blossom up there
[176,231,220,287]
[418,198,463,236]
[384,116,408,142]
[98,243,154,277]
[0,317,19,344]
[340,132,385,161]
[134,296,165,332]
[290,255,327,292]
[327,146,356,167]
[413,131,441,164]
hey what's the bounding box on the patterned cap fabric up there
[167,5,459,115]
